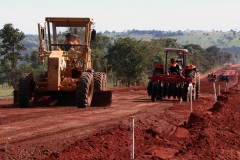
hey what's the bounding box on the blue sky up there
[1,0,240,34]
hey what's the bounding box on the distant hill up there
[101,30,240,55]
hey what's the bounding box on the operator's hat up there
[65,33,72,38]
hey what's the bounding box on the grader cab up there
[147,48,200,101]
[16,17,111,108]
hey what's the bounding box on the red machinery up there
[207,71,217,82]
[147,48,200,102]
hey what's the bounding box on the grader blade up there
[91,91,112,106]
[33,91,77,107]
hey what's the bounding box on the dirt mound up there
[217,95,228,101]
[187,111,204,124]
[44,83,240,160]
[208,101,224,112]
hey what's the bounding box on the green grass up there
[0,88,14,99]
[103,31,240,49]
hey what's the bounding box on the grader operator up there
[16,17,111,108]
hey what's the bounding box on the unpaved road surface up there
[0,64,240,159]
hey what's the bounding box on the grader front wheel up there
[76,72,94,108]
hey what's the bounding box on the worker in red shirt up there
[71,34,78,44]
[64,33,78,50]
[64,33,72,44]
[168,58,180,74]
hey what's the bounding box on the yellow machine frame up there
[36,17,95,92]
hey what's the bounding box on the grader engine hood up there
[47,51,64,91]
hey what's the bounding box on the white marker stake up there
[5,138,10,152]
[218,84,220,96]
[130,117,134,160]
[189,83,193,112]
[213,82,217,102]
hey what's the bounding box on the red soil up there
[0,65,240,159]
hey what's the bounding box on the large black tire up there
[147,81,153,96]
[76,72,94,108]
[18,73,35,108]
[185,70,196,78]
[182,83,188,101]
[151,84,157,102]
[196,73,200,99]
[102,72,107,91]
[93,72,107,91]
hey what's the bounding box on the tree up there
[91,34,111,50]
[106,37,149,86]
[92,48,107,72]
[0,23,26,89]
[0,59,11,86]
[29,50,39,69]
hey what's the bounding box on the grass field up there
[104,31,240,49]
[0,87,14,99]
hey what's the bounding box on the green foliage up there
[107,37,155,86]
[183,44,232,73]
[92,48,107,72]
[0,59,11,84]
[91,34,111,50]
[184,44,214,72]
[21,50,44,82]
[0,23,26,89]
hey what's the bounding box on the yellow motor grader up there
[15,17,111,108]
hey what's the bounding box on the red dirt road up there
[0,65,240,159]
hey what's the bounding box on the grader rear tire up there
[102,72,107,91]
[93,72,107,91]
[18,73,35,108]
[77,72,94,108]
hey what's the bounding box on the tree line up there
[102,29,184,38]
[0,24,233,88]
